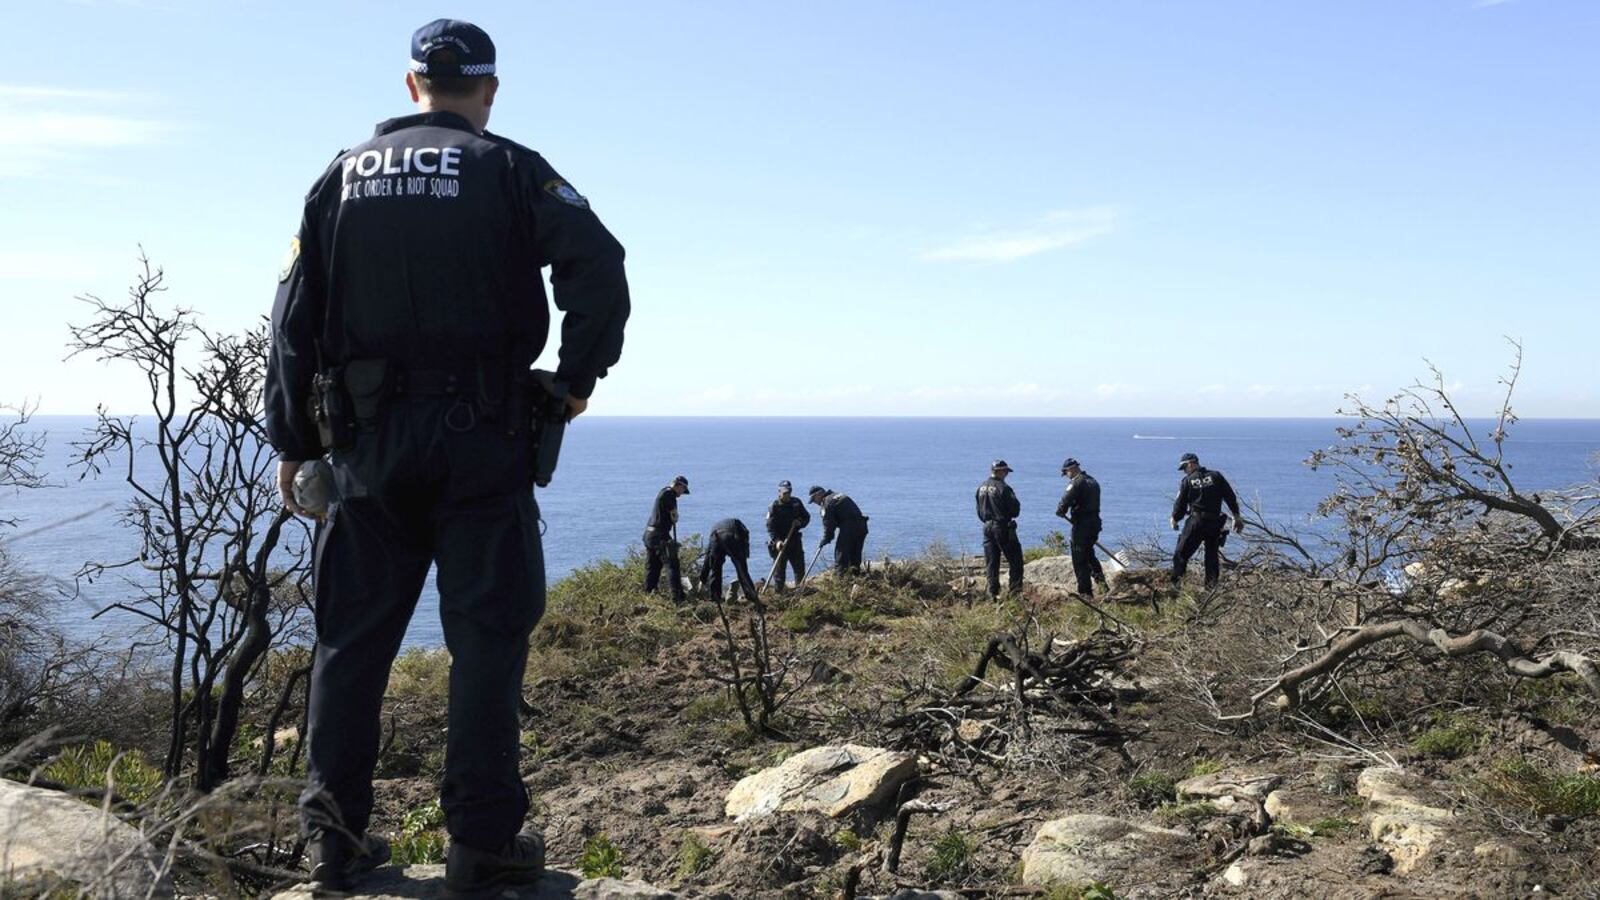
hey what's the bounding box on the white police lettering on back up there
[342,146,462,180]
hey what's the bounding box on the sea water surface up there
[3,416,1596,648]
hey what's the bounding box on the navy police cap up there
[1178,452,1199,470]
[410,19,497,77]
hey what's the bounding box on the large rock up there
[724,745,916,821]
[1023,554,1125,589]
[0,777,170,897]
[269,866,678,899]
[1175,769,1281,805]
[1355,767,1455,874]
[1020,814,1193,894]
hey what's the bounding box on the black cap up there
[1178,452,1199,470]
[991,459,1012,472]
[807,485,827,499]
[1061,457,1081,473]
[778,480,792,491]
[673,474,690,493]
[410,19,497,77]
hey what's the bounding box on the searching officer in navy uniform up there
[643,476,689,602]
[701,518,760,603]
[1170,452,1244,588]
[975,459,1024,598]
[266,19,630,895]
[765,480,811,591]
[1054,458,1107,596]
[809,485,869,574]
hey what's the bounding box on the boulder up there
[1022,554,1124,589]
[0,778,170,897]
[1355,767,1455,874]
[1020,814,1194,894]
[1175,769,1281,805]
[724,745,917,821]
[269,866,679,899]
[1261,788,1345,827]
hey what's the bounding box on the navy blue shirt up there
[267,111,630,460]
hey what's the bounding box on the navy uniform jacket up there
[819,493,867,543]
[709,518,751,556]
[266,110,630,461]
[1055,473,1101,524]
[646,487,678,532]
[1172,467,1240,522]
[766,496,811,540]
[975,477,1021,524]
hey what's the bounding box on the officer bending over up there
[643,475,689,602]
[765,480,811,591]
[975,459,1023,598]
[1170,452,1243,588]
[701,518,760,603]
[266,19,629,895]
[1055,457,1107,596]
[809,486,869,574]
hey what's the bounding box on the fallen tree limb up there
[1221,619,1600,720]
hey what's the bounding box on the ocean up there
[3,416,1597,648]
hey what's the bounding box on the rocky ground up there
[6,550,1599,898]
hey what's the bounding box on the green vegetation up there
[674,833,715,879]
[1411,713,1482,759]
[681,692,737,723]
[1023,530,1068,563]
[389,647,452,705]
[926,828,975,881]
[833,827,862,852]
[1156,800,1219,822]
[775,577,913,632]
[1127,772,1177,807]
[1187,757,1226,778]
[580,833,625,879]
[1307,816,1357,836]
[1485,757,1600,817]
[390,799,447,865]
[43,740,163,804]
[531,550,692,681]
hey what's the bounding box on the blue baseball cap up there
[410,19,497,77]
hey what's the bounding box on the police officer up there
[809,486,869,574]
[1170,452,1243,587]
[701,517,760,603]
[1054,458,1107,596]
[765,480,811,591]
[975,459,1023,598]
[266,19,629,895]
[643,476,689,602]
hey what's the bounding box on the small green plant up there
[1270,821,1315,840]
[1023,531,1068,562]
[1411,713,1481,759]
[926,828,975,881]
[391,829,447,865]
[1307,816,1356,836]
[681,693,736,723]
[1187,757,1225,778]
[1485,758,1600,817]
[1127,772,1176,807]
[674,833,715,879]
[580,833,625,879]
[1156,800,1219,822]
[389,799,447,864]
[43,741,163,804]
[833,827,862,852]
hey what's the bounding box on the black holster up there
[522,369,569,488]
[308,368,355,453]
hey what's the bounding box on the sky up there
[1,0,1596,418]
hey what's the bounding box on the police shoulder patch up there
[542,178,590,209]
[278,236,301,283]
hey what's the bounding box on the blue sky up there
[2,0,1595,417]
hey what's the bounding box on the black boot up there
[307,830,390,893]
[445,830,546,899]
